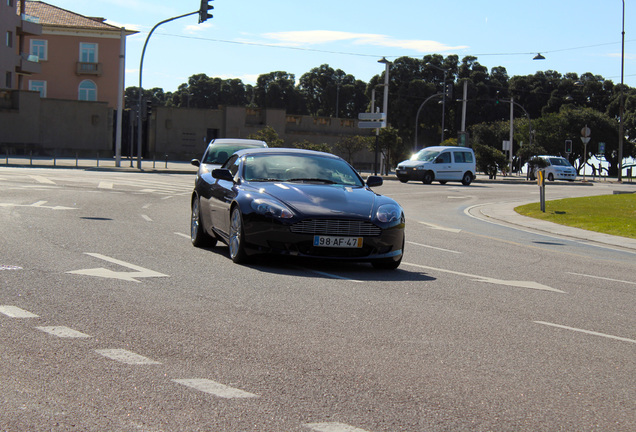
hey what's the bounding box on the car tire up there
[398,178,408,183]
[191,197,217,248]
[439,180,447,185]
[422,171,434,184]
[548,173,554,181]
[461,172,473,186]
[229,206,249,264]
[371,238,403,270]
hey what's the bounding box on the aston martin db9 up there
[190,148,405,269]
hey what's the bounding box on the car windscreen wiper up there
[287,178,336,184]
[248,178,281,182]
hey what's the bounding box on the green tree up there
[254,71,301,112]
[333,135,373,164]
[247,125,285,147]
[292,140,331,153]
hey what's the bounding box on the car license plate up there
[313,235,362,248]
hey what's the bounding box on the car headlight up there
[251,199,294,219]
[376,204,401,223]
[416,165,426,170]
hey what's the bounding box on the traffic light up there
[146,100,152,117]
[565,139,572,154]
[198,0,213,23]
[495,91,500,104]
[444,82,453,99]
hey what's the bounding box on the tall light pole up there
[426,63,449,143]
[376,57,391,175]
[618,0,625,181]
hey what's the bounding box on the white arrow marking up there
[404,262,564,293]
[0,200,76,210]
[67,253,169,282]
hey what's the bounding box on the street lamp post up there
[376,57,391,175]
[414,93,443,152]
[426,63,449,143]
[618,0,625,181]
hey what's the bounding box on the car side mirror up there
[366,175,383,187]
[212,168,234,182]
[191,159,201,167]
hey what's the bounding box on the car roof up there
[207,138,267,147]
[232,147,342,159]
[420,146,473,151]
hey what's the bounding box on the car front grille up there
[290,219,381,236]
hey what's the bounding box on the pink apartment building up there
[18,1,137,108]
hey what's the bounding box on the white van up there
[395,146,476,185]
[529,155,577,181]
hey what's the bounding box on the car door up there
[434,151,453,180]
[208,155,241,239]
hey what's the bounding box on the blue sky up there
[47,0,635,92]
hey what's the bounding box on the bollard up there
[96,152,99,167]
[30,150,33,165]
[53,152,56,167]
[153,153,156,169]
[76,153,79,167]
[165,154,168,169]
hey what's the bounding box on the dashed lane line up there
[0,305,39,318]
[95,349,161,365]
[305,422,371,432]
[407,241,462,254]
[36,326,92,338]
[173,379,259,399]
[29,175,55,184]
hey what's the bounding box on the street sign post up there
[358,113,385,120]
[358,121,386,128]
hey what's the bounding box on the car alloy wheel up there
[229,206,248,263]
[461,172,473,186]
[191,197,216,247]
[422,171,434,184]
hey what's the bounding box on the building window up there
[79,43,98,63]
[78,80,97,101]
[6,31,13,48]
[7,0,14,8]
[5,72,12,88]
[29,80,46,97]
[30,40,47,61]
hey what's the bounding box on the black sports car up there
[190,148,405,269]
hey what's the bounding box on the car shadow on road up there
[244,256,437,283]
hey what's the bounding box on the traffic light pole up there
[137,11,198,169]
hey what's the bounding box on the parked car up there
[190,148,405,269]
[395,146,476,185]
[529,155,577,181]
[190,138,268,172]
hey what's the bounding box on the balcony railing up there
[18,14,42,36]
[76,62,103,76]
[16,52,41,74]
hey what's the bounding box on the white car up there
[532,156,577,181]
[395,146,476,185]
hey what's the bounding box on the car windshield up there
[203,145,261,164]
[549,157,572,167]
[243,153,364,186]
[410,149,440,162]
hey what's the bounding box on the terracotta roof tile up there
[24,1,122,31]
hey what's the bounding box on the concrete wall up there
[0,90,112,156]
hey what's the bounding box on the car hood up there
[255,183,378,218]
[397,159,428,168]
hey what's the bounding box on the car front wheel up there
[422,171,434,184]
[191,197,216,247]
[229,206,248,264]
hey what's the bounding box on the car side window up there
[225,155,240,176]
[437,152,451,163]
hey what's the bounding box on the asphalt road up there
[1,167,634,431]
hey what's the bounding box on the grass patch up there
[515,193,636,239]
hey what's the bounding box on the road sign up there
[358,112,385,120]
[599,142,605,154]
[358,121,386,129]
[581,126,591,137]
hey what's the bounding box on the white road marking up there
[534,321,636,344]
[29,175,55,184]
[414,220,462,233]
[304,269,364,283]
[567,272,636,286]
[403,262,565,293]
[98,182,113,189]
[173,379,258,399]
[141,214,153,222]
[96,349,161,364]
[407,241,461,254]
[305,422,371,432]
[142,203,152,209]
[67,253,169,282]
[175,232,190,239]
[0,200,76,210]
[0,305,39,318]
[36,326,91,338]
